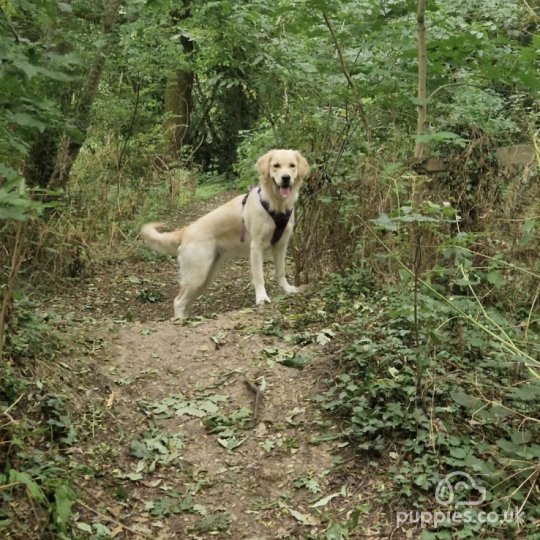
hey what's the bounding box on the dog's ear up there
[295,151,310,179]
[256,150,273,180]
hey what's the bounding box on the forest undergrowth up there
[2,1,539,538]
[2,155,540,538]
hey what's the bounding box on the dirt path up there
[54,192,379,539]
[76,310,361,539]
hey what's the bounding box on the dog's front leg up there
[250,242,270,304]
[273,239,299,295]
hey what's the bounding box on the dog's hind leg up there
[202,253,224,290]
[173,243,217,319]
[173,285,201,319]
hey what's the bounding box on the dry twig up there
[244,377,266,424]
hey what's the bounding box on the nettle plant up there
[317,193,540,536]
[320,285,539,535]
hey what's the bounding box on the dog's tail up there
[141,222,184,256]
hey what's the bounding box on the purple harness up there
[240,186,293,245]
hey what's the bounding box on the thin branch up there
[117,82,140,172]
[428,82,489,101]
[0,7,21,43]
[0,482,22,491]
[2,393,25,417]
[517,468,539,515]
[76,499,151,538]
[414,0,427,160]
[524,281,540,341]
[474,386,540,425]
[244,377,266,424]
[322,11,371,142]
[522,0,540,21]
[0,222,25,365]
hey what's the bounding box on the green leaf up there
[521,219,535,234]
[175,405,207,417]
[129,440,151,459]
[261,439,275,453]
[194,512,231,532]
[486,269,502,288]
[38,66,75,82]
[287,507,318,526]
[9,112,46,132]
[278,355,309,369]
[449,447,468,459]
[53,483,75,531]
[510,430,532,445]
[310,490,343,508]
[12,58,41,78]
[121,471,144,481]
[450,390,482,410]
[93,523,112,536]
[468,331,485,348]
[196,400,219,414]
[497,438,521,456]
[371,213,398,231]
[0,164,20,181]
[8,471,46,503]
[0,208,29,221]
[316,329,335,345]
[76,522,93,533]
[507,383,540,401]
[415,131,468,146]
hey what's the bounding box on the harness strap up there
[241,187,293,245]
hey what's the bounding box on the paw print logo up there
[435,471,487,507]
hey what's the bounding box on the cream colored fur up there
[141,149,310,319]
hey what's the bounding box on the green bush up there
[316,271,540,537]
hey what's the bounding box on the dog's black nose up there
[281,174,291,186]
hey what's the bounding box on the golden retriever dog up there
[141,149,310,319]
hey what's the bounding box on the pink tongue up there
[279,186,291,198]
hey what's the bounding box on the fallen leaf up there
[111,525,123,537]
[255,422,267,437]
[309,492,340,508]
[309,485,347,508]
[106,390,116,408]
[285,407,305,425]
[132,516,150,523]
[288,507,318,526]
[107,505,123,518]
[141,479,162,488]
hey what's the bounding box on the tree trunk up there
[164,4,194,159]
[164,65,194,158]
[414,0,427,160]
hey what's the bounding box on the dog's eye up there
[290,163,296,168]
[273,163,280,168]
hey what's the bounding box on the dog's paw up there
[256,294,271,305]
[283,285,300,294]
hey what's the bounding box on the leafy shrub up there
[316,272,540,537]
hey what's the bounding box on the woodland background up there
[1,0,539,538]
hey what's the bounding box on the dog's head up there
[256,149,310,199]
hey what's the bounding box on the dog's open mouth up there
[279,186,291,198]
